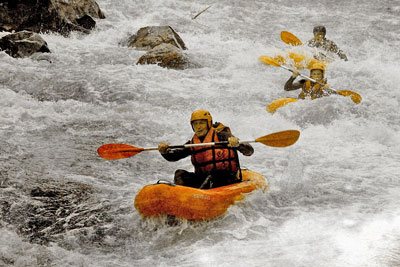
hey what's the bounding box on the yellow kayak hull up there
[267,97,298,113]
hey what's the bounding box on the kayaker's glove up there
[291,69,300,78]
[158,142,171,154]
[228,137,239,148]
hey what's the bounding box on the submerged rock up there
[1,178,112,245]
[128,26,187,51]
[137,43,193,70]
[0,31,50,58]
[0,0,105,36]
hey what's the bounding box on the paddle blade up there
[281,31,303,46]
[255,130,300,147]
[258,56,281,67]
[97,144,144,160]
[337,90,362,104]
[267,98,298,114]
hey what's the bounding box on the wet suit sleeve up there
[306,39,315,47]
[327,40,348,61]
[284,76,305,91]
[336,48,348,61]
[217,131,254,156]
[161,140,191,162]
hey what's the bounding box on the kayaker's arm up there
[237,142,254,156]
[309,38,348,61]
[337,50,348,61]
[159,141,191,161]
[217,131,254,156]
[284,75,305,91]
[325,40,348,61]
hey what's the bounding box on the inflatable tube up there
[134,169,267,220]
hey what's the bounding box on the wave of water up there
[1,0,400,266]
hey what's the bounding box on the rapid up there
[1,0,400,266]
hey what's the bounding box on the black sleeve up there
[217,131,254,156]
[284,76,305,91]
[161,141,192,161]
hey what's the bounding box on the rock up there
[137,43,193,70]
[128,26,187,51]
[0,31,50,58]
[76,14,96,30]
[0,0,105,36]
[1,178,112,245]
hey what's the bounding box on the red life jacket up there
[190,127,239,176]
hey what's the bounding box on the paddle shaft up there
[143,140,255,151]
[97,130,300,160]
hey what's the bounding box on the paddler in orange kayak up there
[158,110,253,189]
[284,62,333,99]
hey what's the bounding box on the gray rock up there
[0,0,105,36]
[1,178,112,245]
[0,31,50,58]
[137,43,192,70]
[128,26,187,51]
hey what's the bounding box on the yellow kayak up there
[267,98,298,113]
[266,90,362,114]
[134,169,267,220]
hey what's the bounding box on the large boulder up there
[0,31,50,58]
[137,43,194,70]
[128,26,187,51]
[0,0,105,36]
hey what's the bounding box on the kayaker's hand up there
[158,142,171,154]
[322,83,331,93]
[228,137,239,148]
[291,70,299,78]
[324,85,337,95]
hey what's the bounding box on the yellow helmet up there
[190,109,212,128]
[310,62,326,75]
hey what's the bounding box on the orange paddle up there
[98,130,301,160]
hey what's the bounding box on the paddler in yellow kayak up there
[307,25,348,61]
[284,63,333,99]
[158,110,254,189]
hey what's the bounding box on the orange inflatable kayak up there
[134,169,267,220]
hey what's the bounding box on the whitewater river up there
[1,0,400,266]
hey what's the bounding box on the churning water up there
[1,0,400,266]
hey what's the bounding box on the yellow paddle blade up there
[258,56,281,67]
[281,31,303,46]
[275,55,286,65]
[267,98,298,114]
[337,90,362,104]
[255,130,300,147]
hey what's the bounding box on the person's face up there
[314,32,325,43]
[310,69,324,80]
[192,120,209,137]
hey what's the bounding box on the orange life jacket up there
[190,127,239,176]
[299,80,326,100]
